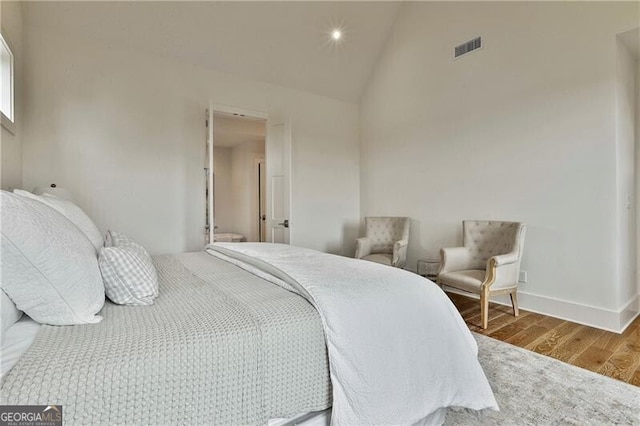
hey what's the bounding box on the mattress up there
[0,252,331,424]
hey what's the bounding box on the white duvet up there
[207,243,498,426]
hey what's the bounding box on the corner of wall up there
[619,293,639,332]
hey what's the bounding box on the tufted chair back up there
[366,217,411,254]
[463,220,525,270]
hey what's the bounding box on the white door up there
[265,120,291,244]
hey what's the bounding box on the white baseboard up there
[619,294,640,331]
[445,287,640,334]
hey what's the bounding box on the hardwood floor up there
[446,292,640,387]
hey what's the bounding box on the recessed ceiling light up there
[331,29,342,41]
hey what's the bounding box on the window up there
[1,32,14,126]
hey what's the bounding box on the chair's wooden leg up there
[510,291,520,317]
[480,289,489,329]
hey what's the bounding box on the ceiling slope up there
[24,1,402,102]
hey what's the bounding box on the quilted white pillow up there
[13,189,104,251]
[99,244,158,305]
[1,191,105,325]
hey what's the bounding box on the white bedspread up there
[207,243,498,426]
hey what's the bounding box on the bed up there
[0,190,498,425]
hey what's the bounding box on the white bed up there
[3,251,333,423]
[0,189,497,425]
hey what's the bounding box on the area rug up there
[445,333,640,425]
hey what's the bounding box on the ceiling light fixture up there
[331,29,342,41]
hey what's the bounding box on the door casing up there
[206,102,291,245]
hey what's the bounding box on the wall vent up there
[454,36,482,59]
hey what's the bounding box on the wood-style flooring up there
[446,292,640,387]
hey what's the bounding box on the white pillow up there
[104,229,135,248]
[1,290,22,344]
[99,244,158,305]
[13,189,104,251]
[1,191,105,325]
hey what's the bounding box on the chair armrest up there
[491,252,518,266]
[355,237,372,259]
[485,254,520,290]
[392,239,409,268]
[439,247,472,273]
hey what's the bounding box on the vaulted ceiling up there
[24,1,402,102]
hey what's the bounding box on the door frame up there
[207,102,291,245]
[256,158,266,242]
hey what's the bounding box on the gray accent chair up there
[438,220,526,329]
[355,217,411,268]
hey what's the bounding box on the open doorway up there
[211,111,267,242]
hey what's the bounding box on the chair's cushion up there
[362,253,393,266]
[439,270,486,293]
[463,221,521,269]
[365,217,410,254]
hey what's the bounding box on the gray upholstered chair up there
[355,217,410,268]
[438,220,526,329]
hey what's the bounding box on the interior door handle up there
[278,219,289,228]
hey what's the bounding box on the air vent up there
[454,36,482,59]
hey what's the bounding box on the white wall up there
[21,20,360,255]
[615,39,637,325]
[292,110,361,254]
[637,58,640,300]
[0,1,22,190]
[360,2,639,331]
[230,140,264,242]
[212,147,233,234]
